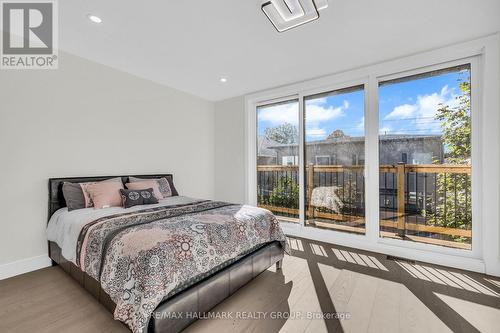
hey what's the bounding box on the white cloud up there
[258,103,299,125]
[383,85,459,133]
[305,103,347,140]
[307,128,327,138]
[356,116,365,132]
[259,97,351,140]
[307,97,328,106]
[385,85,456,121]
[306,104,344,123]
[379,125,392,135]
[259,96,350,126]
[384,104,418,120]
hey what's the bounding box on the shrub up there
[268,176,299,209]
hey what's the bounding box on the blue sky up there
[257,69,469,141]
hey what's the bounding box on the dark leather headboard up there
[48,174,173,222]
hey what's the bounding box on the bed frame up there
[47,174,284,333]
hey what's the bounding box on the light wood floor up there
[2,237,500,333]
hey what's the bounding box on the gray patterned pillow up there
[120,188,158,208]
[129,177,177,197]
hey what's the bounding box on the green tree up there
[264,123,298,144]
[435,80,471,164]
[427,77,471,234]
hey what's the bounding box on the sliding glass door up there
[304,86,366,234]
[254,60,475,253]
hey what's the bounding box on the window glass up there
[257,100,300,221]
[378,65,472,250]
[304,85,366,234]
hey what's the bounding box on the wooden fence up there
[257,163,472,249]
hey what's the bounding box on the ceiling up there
[59,0,500,101]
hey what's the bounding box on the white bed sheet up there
[46,196,201,265]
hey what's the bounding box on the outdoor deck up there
[257,164,472,250]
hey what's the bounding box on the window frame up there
[314,155,331,165]
[375,59,481,258]
[245,35,499,275]
[302,82,367,234]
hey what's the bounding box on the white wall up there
[214,97,246,203]
[0,52,215,277]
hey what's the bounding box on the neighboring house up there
[257,136,278,165]
[258,131,445,218]
[259,132,444,166]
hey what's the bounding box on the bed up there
[46,174,286,333]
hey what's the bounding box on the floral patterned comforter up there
[75,200,287,332]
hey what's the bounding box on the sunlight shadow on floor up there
[310,243,328,257]
[331,248,388,271]
[288,237,304,252]
[396,261,500,297]
[434,292,500,333]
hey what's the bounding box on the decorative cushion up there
[129,176,177,197]
[120,188,159,208]
[62,182,86,211]
[126,181,163,200]
[80,183,96,208]
[63,177,122,210]
[80,177,122,208]
[86,181,124,209]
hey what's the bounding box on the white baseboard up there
[0,255,52,280]
[281,223,490,276]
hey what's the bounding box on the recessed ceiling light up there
[87,14,102,24]
[220,77,228,83]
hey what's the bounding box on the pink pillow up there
[126,181,163,200]
[86,181,124,209]
[80,182,96,208]
[80,177,122,208]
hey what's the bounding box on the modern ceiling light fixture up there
[262,0,328,32]
[87,14,103,24]
[271,0,305,21]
